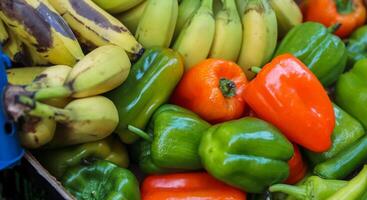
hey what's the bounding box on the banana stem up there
[33,86,72,101]
[128,125,153,142]
[18,95,73,122]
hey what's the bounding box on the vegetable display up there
[2,0,367,199]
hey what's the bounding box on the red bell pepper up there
[243,54,335,152]
[141,172,247,200]
[285,144,308,184]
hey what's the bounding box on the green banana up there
[135,0,178,48]
[173,0,215,70]
[209,0,242,61]
[0,0,84,66]
[269,0,302,37]
[92,0,144,14]
[48,0,144,61]
[0,19,9,45]
[174,0,200,40]
[115,1,148,34]
[237,0,278,79]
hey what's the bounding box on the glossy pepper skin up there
[244,54,335,152]
[141,172,247,200]
[346,25,367,67]
[270,176,347,200]
[303,0,366,38]
[199,117,294,193]
[305,104,365,166]
[37,136,129,178]
[275,22,347,86]
[327,165,367,200]
[285,144,308,184]
[131,104,210,174]
[62,160,140,200]
[171,59,248,123]
[336,58,367,130]
[106,48,184,144]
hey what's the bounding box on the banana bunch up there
[135,0,178,48]
[173,0,215,70]
[115,1,148,34]
[2,28,26,64]
[48,0,143,61]
[92,0,144,14]
[0,0,84,66]
[0,19,9,45]
[237,0,278,79]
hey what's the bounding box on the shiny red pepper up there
[243,54,335,152]
[141,172,247,200]
[285,144,308,184]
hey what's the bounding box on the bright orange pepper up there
[285,144,308,184]
[243,54,335,153]
[141,172,247,200]
[304,0,366,38]
[171,59,248,123]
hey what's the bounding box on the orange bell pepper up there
[303,0,366,38]
[171,59,248,123]
[285,144,308,184]
[141,172,247,200]
[243,54,335,153]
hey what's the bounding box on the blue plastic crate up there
[0,47,24,170]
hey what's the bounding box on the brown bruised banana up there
[0,0,84,66]
[47,0,144,61]
[19,96,119,148]
[32,45,131,100]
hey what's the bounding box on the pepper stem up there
[128,125,153,142]
[33,86,72,101]
[335,0,354,14]
[269,184,307,199]
[328,23,342,34]
[219,78,237,98]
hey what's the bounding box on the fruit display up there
[2,0,367,200]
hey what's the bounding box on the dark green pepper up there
[305,104,365,166]
[269,176,347,200]
[37,136,129,178]
[62,160,140,200]
[275,22,347,86]
[199,117,294,193]
[130,104,210,174]
[336,58,367,130]
[106,48,184,144]
[346,25,367,67]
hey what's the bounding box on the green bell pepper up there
[346,25,367,67]
[336,58,367,130]
[37,136,129,178]
[275,22,347,86]
[199,117,294,193]
[106,48,184,144]
[62,160,140,200]
[130,104,211,174]
[269,176,347,200]
[305,104,365,166]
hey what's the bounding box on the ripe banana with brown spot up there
[269,0,302,37]
[115,1,148,34]
[209,0,242,61]
[92,0,144,14]
[135,0,178,48]
[237,0,278,79]
[0,0,84,66]
[19,116,56,149]
[0,19,9,45]
[173,0,215,70]
[48,0,144,61]
[3,29,26,64]
[7,67,47,85]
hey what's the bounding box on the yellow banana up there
[33,45,131,100]
[3,29,26,64]
[0,19,9,45]
[237,0,277,79]
[7,67,47,85]
[174,0,200,40]
[92,0,144,14]
[209,0,242,61]
[173,0,215,70]
[19,116,56,149]
[48,0,144,61]
[115,1,148,34]
[269,0,302,37]
[135,0,178,48]
[0,0,84,66]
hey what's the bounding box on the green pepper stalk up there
[269,176,347,200]
[327,165,367,200]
